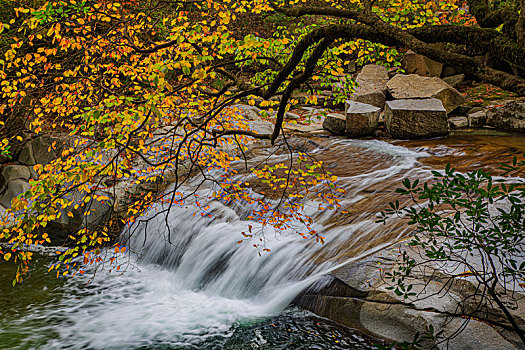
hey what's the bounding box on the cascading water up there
[0,138,441,349]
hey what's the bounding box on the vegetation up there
[0,0,524,284]
[379,157,525,347]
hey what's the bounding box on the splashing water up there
[0,138,437,349]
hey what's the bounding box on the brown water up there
[243,130,525,264]
[397,129,525,173]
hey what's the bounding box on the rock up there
[345,101,381,137]
[335,65,389,109]
[441,64,458,78]
[487,102,525,132]
[234,104,262,121]
[347,80,386,109]
[285,112,301,120]
[28,167,38,180]
[0,154,12,163]
[245,109,260,121]
[449,116,469,129]
[81,191,113,230]
[450,105,472,116]
[468,110,487,127]
[468,106,484,114]
[378,111,385,123]
[0,179,30,208]
[443,317,519,350]
[443,74,465,89]
[357,64,389,92]
[1,165,31,183]
[386,74,465,113]
[42,190,114,244]
[402,50,443,77]
[295,241,523,350]
[0,206,15,229]
[385,99,449,139]
[250,97,264,108]
[18,144,35,166]
[18,135,63,166]
[322,113,346,135]
[424,57,444,77]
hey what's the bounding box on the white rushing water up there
[3,139,432,349]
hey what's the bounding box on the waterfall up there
[0,139,432,349]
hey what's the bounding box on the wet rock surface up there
[295,241,524,350]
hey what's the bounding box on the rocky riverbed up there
[2,58,525,349]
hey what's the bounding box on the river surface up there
[1,131,524,349]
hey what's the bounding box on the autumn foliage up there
[0,0,523,282]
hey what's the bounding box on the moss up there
[461,82,519,107]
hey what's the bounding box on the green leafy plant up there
[378,157,525,346]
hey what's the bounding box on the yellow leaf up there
[4,252,11,261]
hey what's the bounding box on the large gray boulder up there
[0,179,30,208]
[19,135,63,166]
[340,64,389,109]
[42,189,114,244]
[295,241,524,350]
[386,74,465,114]
[347,80,386,109]
[322,113,346,135]
[357,64,389,91]
[487,102,525,132]
[2,165,30,183]
[402,50,443,77]
[385,99,449,139]
[345,101,381,137]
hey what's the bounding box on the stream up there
[1,130,524,349]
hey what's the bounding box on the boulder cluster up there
[323,51,525,139]
[0,136,115,244]
[324,62,464,139]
